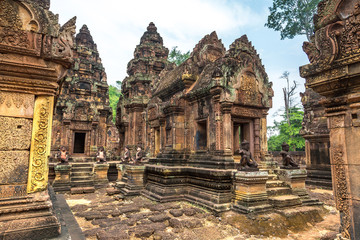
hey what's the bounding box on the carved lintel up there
[27,96,54,193]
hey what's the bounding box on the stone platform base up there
[232,171,272,214]
[142,165,234,214]
[117,165,146,197]
[0,190,60,240]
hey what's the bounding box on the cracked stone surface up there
[65,187,340,240]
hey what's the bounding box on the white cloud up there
[51,0,265,85]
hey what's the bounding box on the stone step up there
[268,174,278,180]
[267,187,292,196]
[71,157,95,163]
[71,187,95,194]
[71,180,94,187]
[71,176,93,182]
[301,198,323,206]
[268,195,302,208]
[71,163,93,167]
[305,179,332,188]
[71,167,93,172]
[266,180,286,188]
[71,172,93,177]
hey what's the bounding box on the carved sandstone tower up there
[52,24,118,160]
[0,0,75,238]
[116,22,171,155]
[301,1,360,239]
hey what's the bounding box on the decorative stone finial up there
[147,22,157,32]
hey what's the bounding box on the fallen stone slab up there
[183,207,197,216]
[169,209,183,217]
[96,230,129,240]
[106,188,122,196]
[71,204,89,212]
[149,214,171,223]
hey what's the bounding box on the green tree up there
[168,46,190,66]
[268,72,304,151]
[265,0,320,41]
[108,84,121,122]
[268,107,305,151]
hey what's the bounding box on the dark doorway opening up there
[74,132,86,153]
[233,122,250,154]
[195,121,207,150]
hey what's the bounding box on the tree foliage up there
[108,85,121,122]
[268,107,305,151]
[168,46,190,66]
[268,72,304,151]
[265,0,320,41]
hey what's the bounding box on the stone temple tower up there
[116,22,172,155]
[52,24,119,160]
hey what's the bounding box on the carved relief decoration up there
[0,184,27,198]
[302,1,360,73]
[331,146,351,239]
[329,115,345,128]
[0,151,29,184]
[231,106,262,118]
[0,116,32,150]
[27,96,54,193]
[51,16,76,62]
[239,73,259,105]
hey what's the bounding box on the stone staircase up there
[263,168,321,209]
[70,163,95,194]
[266,177,302,208]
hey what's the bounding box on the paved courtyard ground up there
[65,186,339,240]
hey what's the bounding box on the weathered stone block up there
[52,164,71,192]
[0,116,32,151]
[0,151,29,185]
[233,170,272,214]
[94,163,109,188]
[0,92,34,119]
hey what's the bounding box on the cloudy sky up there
[51,0,310,125]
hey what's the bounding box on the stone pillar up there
[94,163,109,188]
[0,1,76,238]
[52,164,72,193]
[232,171,271,213]
[120,165,146,196]
[300,2,360,238]
[221,102,233,152]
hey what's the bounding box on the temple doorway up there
[73,132,86,154]
[195,120,207,150]
[233,122,251,154]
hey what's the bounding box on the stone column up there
[52,164,72,193]
[221,102,233,152]
[232,171,271,213]
[300,3,360,237]
[94,163,110,188]
[0,1,76,238]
